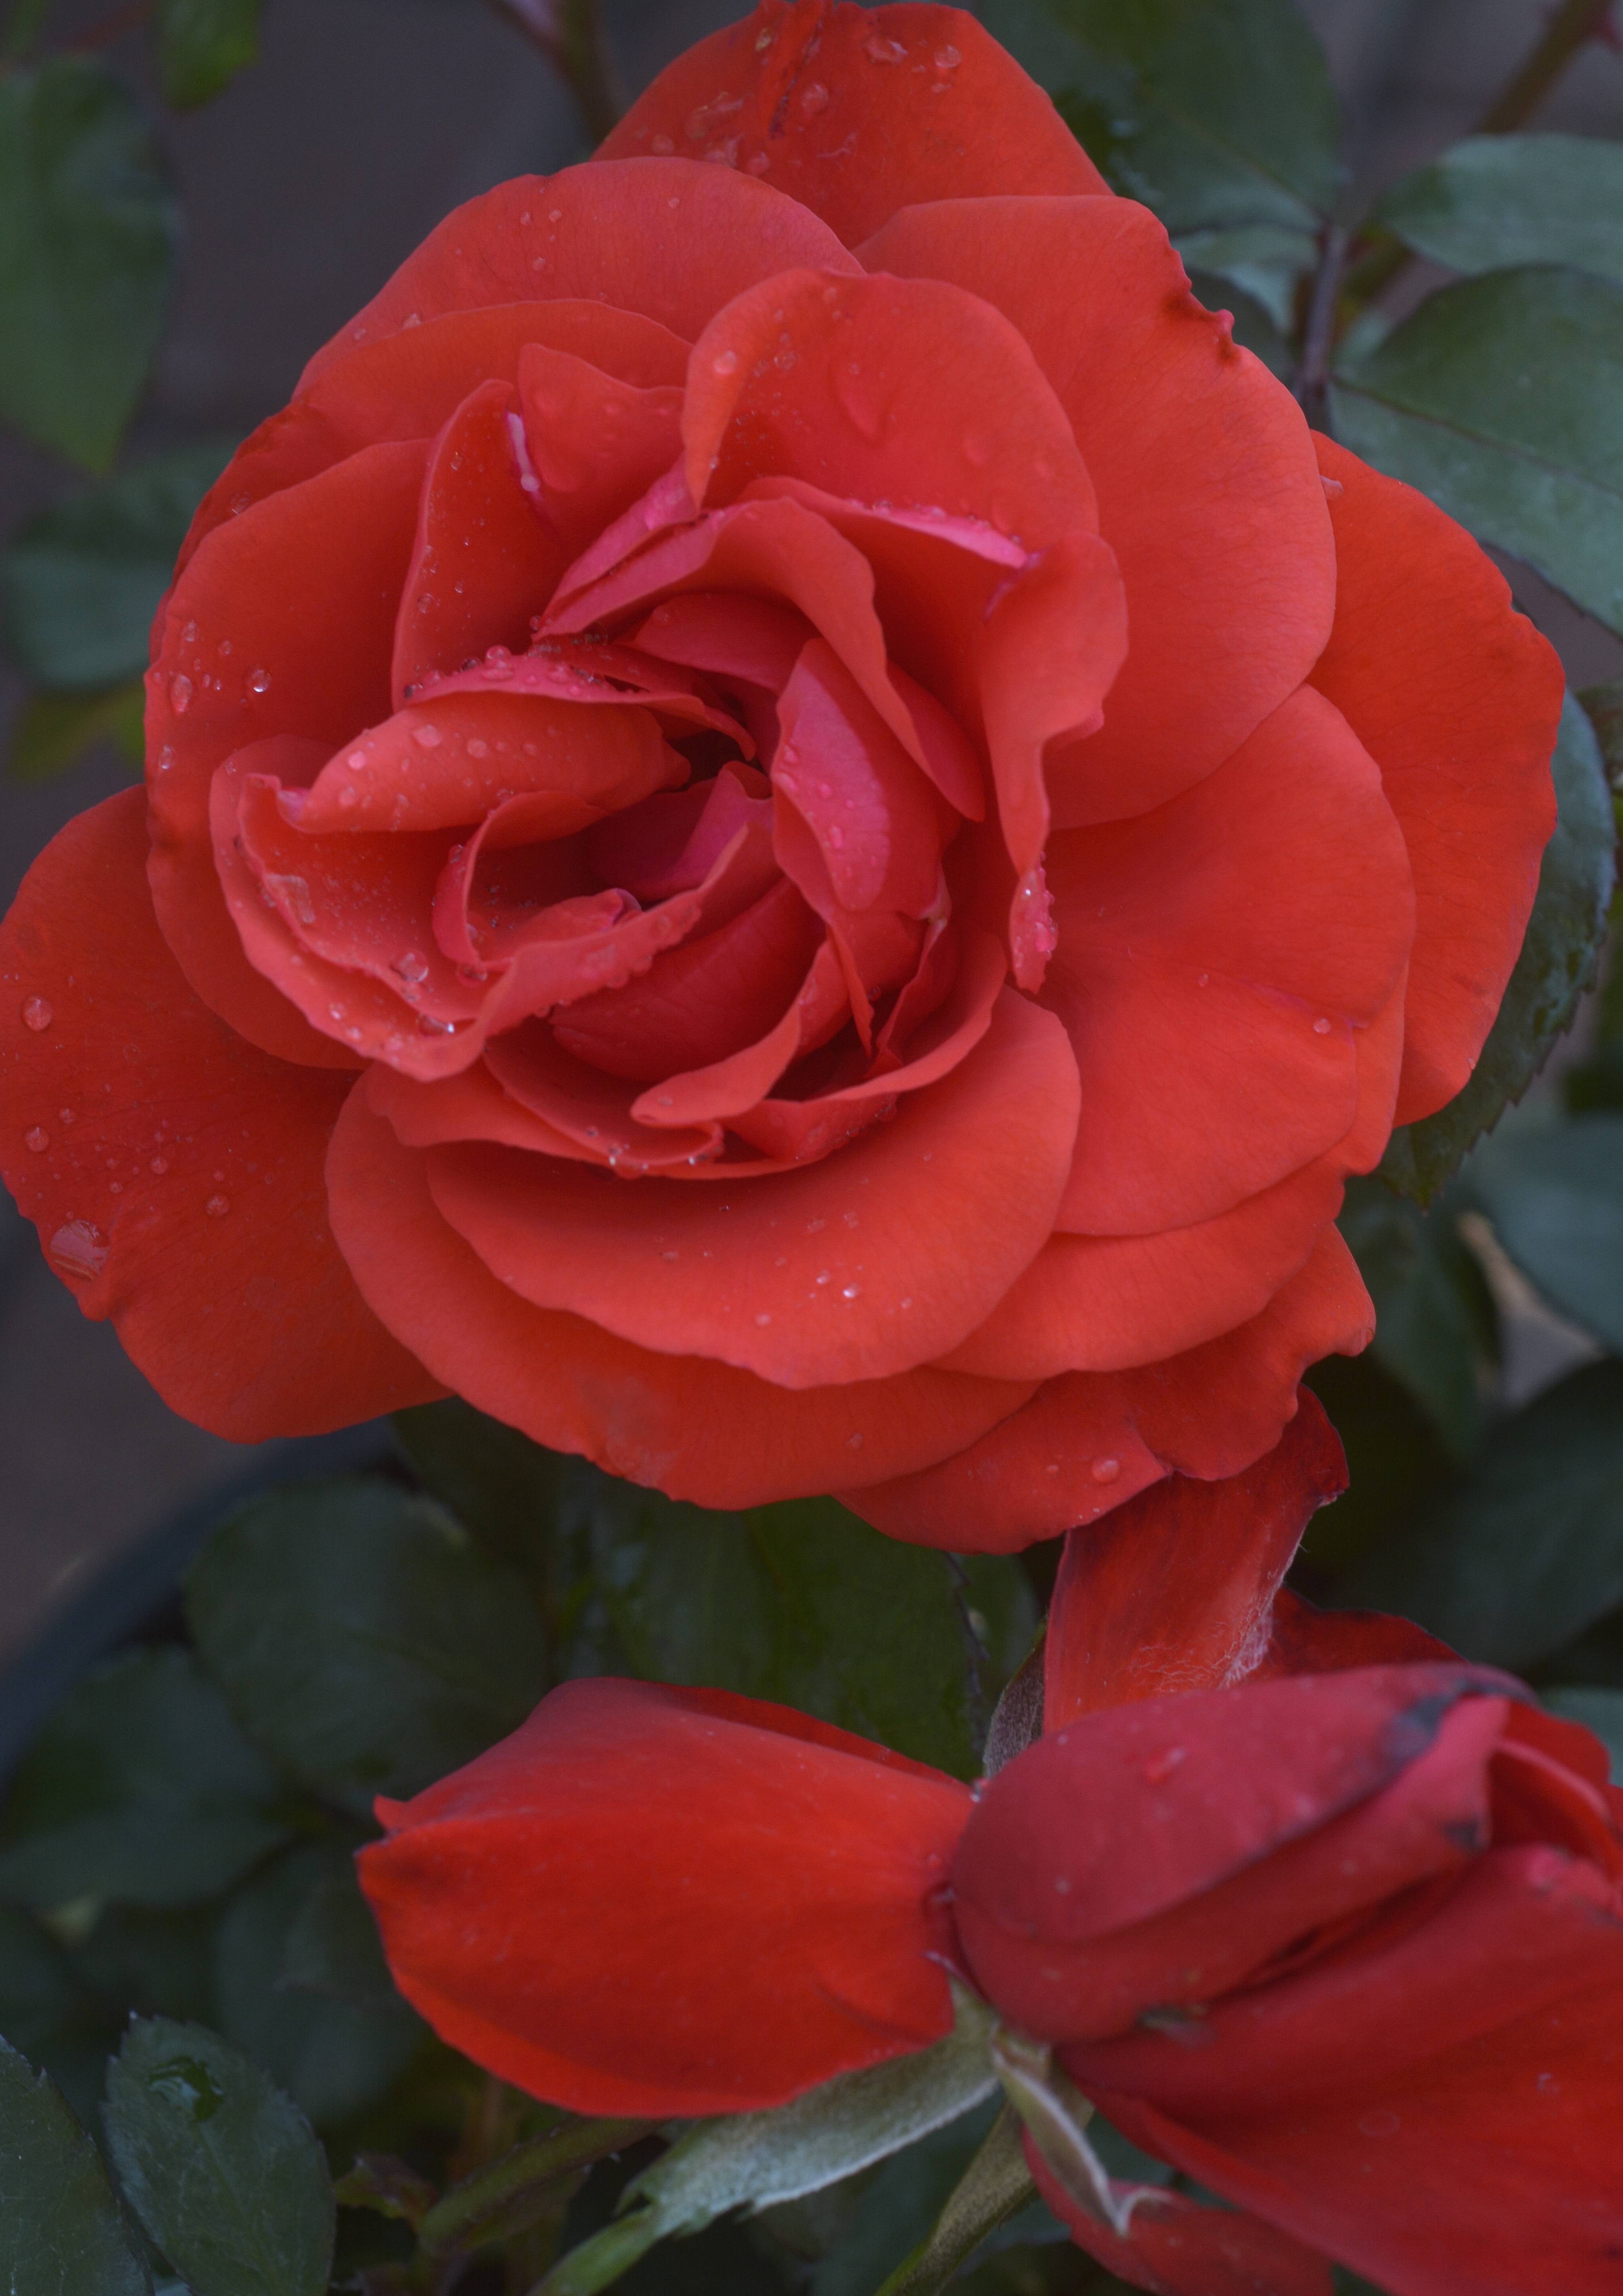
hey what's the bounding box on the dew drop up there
[156,745,175,772]
[841,1284,861,1300]
[393,951,430,984]
[417,1013,458,1035]
[247,667,271,696]
[863,31,907,60]
[412,723,443,749]
[346,748,368,771]
[755,1312,773,1326]
[50,1219,108,1278]
[711,349,741,377]
[24,1126,48,1153]
[846,1431,864,1450]
[1143,1745,1186,1783]
[1312,1015,1332,1035]
[338,785,358,808]
[467,737,490,759]
[933,43,961,67]
[169,673,194,714]
[151,1156,169,1175]
[21,996,52,1032]
[205,1194,230,1217]
[799,79,830,114]
[1091,1456,1121,1483]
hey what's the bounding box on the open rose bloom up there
[0,0,1560,1542]
[360,1402,1623,2296]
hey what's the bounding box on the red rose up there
[0,0,1560,1542]
[358,1401,1623,2296]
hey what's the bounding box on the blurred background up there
[0,0,1619,1670]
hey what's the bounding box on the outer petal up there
[148,440,428,1069]
[600,1,1106,247]
[861,197,1335,822]
[842,1228,1372,1551]
[327,1087,1038,1503]
[359,1677,970,2115]
[1310,436,1563,1123]
[420,987,1079,1387]
[1043,1392,1347,1729]
[1024,2142,1333,2296]
[0,792,440,1437]
[1257,1590,1459,1679]
[952,1666,1511,2038]
[1070,1847,1623,2296]
[1042,686,1414,1237]
[299,160,860,388]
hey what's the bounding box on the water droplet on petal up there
[51,1219,108,1278]
[711,349,740,377]
[24,1126,48,1152]
[206,1194,230,1217]
[863,31,907,60]
[798,79,829,114]
[247,667,271,696]
[841,1284,861,1300]
[393,951,430,984]
[1312,1015,1332,1035]
[755,1312,773,1326]
[169,673,194,714]
[1091,1456,1121,1483]
[21,996,52,1032]
[412,723,443,749]
[934,43,961,67]
[151,1156,169,1174]
[346,748,368,771]
[467,737,489,759]
[1143,1745,1186,1783]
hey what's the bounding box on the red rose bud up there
[359,1422,1623,2296]
[0,0,1561,1538]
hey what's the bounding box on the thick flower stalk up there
[0,0,1561,1544]
[359,1400,1623,2296]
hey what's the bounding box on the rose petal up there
[773,638,945,916]
[422,984,1078,1385]
[1043,1391,1348,1728]
[842,1228,1373,1552]
[325,1087,1037,1500]
[378,1037,723,1173]
[181,301,691,572]
[1023,2133,1335,2296]
[392,377,568,704]
[148,441,428,1066]
[861,196,1335,822]
[1311,436,1563,1124]
[519,341,685,556]
[1044,686,1414,1236]
[601,0,1106,245]
[359,1677,969,2115]
[0,791,439,1436]
[300,159,861,386]
[1071,1848,1623,2296]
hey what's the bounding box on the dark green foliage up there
[0,60,178,468]
[0,1646,291,1910]
[212,1843,424,2131]
[155,0,263,109]
[0,2035,150,2296]
[1,438,236,692]
[1469,1116,1623,1352]
[103,2018,334,2296]
[1332,271,1623,635]
[185,1478,550,1817]
[1338,1360,1623,1668]
[1377,134,1623,289]
[1380,697,1617,1203]
[1337,1179,1497,1460]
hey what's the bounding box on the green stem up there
[872,2104,1037,2296]
[1335,0,1617,340]
[417,2117,655,2263]
[491,0,624,144]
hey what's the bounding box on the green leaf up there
[1338,1359,1623,1669]
[1,438,236,691]
[0,2033,150,2296]
[0,1906,119,2130]
[0,60,179,469]
[1542,1687,1623,1781]
[0,1647,292,1911]
[1337,1179,1497,1459]
[874,2104,1035,2296]
[1379,695,1616,1204]
[212,1842,422,2130]
[1331,269,1623,634]
[977,0,1332,344]
[103,2017,333,2296]
[185,1477,549,1817]
[1469,1116,1623,1353]
[568,1478,1034,1779]
[1378,135,1623,290]
[544,1990,1000,2295]
[155,0,262,108]
[6,684,144,782]
[1301,1355,1461,1570]
[393,1396,570,1576]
